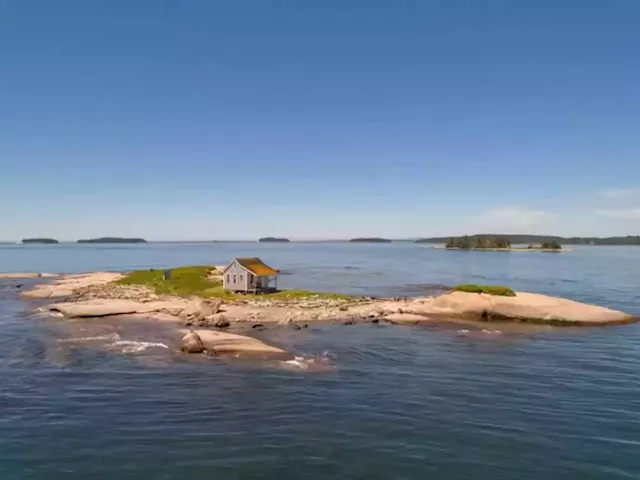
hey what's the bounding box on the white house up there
[222,257,279,293]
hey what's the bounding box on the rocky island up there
[436,235,563,252]
[77,237,147,244]
[21,238,59,244]
[11,265,636,361]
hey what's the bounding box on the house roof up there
[228,257,279,276]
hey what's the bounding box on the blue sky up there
[1,1,639,240]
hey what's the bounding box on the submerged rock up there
[276,318,301,329]
[181,330,205,354]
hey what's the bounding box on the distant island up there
[416,234,640,246]
[77,237,147,244]
[21,238,59,244]
[258,237,290,243]
[445,236,511,250]
[349,238,392,243]
[437,235,562,251]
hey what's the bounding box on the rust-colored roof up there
[235,257,279,276]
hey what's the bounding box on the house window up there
[240,274,243,281]
[226,274,229,283]
[233,274,236,283]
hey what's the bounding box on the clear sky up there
[1,1,639,240]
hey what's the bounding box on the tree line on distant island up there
[444,235,561,250]
[21,237,147,244]
[418,234,640,246]
[258,237,290,243]
[349,238,392,243]
[445,236,511,249]
[15,234,640,245]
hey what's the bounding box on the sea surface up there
[1,242,639,479]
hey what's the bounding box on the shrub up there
[453,284,517,297]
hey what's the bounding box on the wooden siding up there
[223,258,278,292]
[223,261,248,291]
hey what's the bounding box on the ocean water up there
[1,242,640,479]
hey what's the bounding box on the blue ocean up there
[1,242,639,479]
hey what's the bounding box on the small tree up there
[541,241,562,250]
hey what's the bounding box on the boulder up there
[181,330,205,353]
[185,329,286,356]
[212,314,230,328]
[182,300,203,317]
[199,299,223,317]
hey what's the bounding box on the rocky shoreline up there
[8,271,638,359]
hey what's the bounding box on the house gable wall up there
[223,261,250,291]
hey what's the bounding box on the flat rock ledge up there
[0,272,59,279]
[21,272,123,298]
[18,271,635,327]
[402,291,635,326]
[47,298,192,318]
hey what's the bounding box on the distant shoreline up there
[416,234,640,246]
[433,246,570,252]
[2,238,640,245]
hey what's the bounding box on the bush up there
[540,241,562,250]
[453,284,516,297]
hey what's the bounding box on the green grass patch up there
[117,266,228,298]
[117,266,349,300]
[453,284,517,297]
[259,289,350,300]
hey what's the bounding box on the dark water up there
[1,243,640,478]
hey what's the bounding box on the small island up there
[445,235,511,249]
[19,265,636,340]
[438,235,563,251]
[21,238,59,244]
[258,237,290,243]
[349,238,392,243]
[77,237,147,244]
